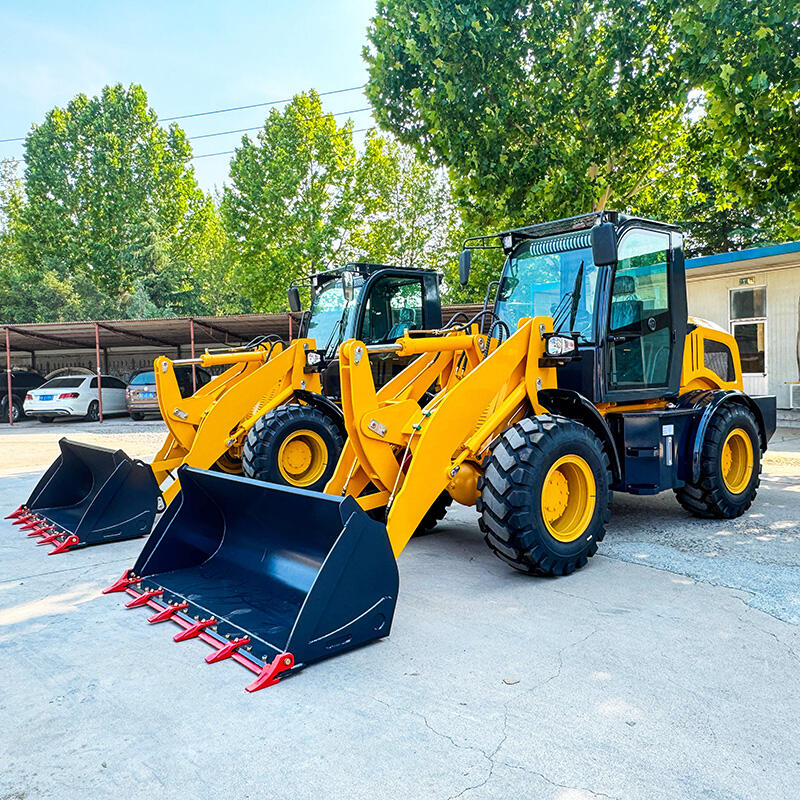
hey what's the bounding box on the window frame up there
[728,285,767,378]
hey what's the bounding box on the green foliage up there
[365,0,800,282]
[349,131,461,272]
[222,93,462,311]
[1,83,242,323]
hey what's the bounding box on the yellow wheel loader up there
[7,263,444,553]
[105,212,776,689]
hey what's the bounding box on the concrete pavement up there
[1,455,798,800]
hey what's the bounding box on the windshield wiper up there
[568,261,584,332]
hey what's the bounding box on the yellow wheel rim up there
[277,429,327,487]
[721,428,753,494]
[541,454,596,542]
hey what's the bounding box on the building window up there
[729,286,766,375]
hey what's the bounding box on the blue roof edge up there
[686,240,800,270]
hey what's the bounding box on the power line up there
[162,83,366,122]
[191,127,375,160]
[0,83,367,143]
[188,107,372,141]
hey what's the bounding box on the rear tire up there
[85,401,100,421]
[0,396,22,423]
[242,403,344,491]
[478,415,612,576]
[674,403,760,518]
[130,411,145,421]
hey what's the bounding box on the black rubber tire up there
[367,490,453,537]
[0,395,22,423]
[674,403,761,518]
[477,415,612,576]
[85,400,100,421]
[413,491,453,535]
[130,411,145,421]
[242,403,344,491]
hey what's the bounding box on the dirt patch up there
[0,418,167,477]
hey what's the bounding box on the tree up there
[8,83,234,322]
[222,91,361,312]
[348,131,461,273]
[365,1,800,263]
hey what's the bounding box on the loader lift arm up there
[150,338,322,502]
[327,318,558,557]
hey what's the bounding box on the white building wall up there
[687,266,800,407]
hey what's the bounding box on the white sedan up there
[24,375,128,422]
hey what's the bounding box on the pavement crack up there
[527,628,597,696]
[502,762,619,799]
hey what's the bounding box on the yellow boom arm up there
[327,318,558,556]
[150,339,321,502]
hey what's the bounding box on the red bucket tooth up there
[245,652,295,692]
[173,619,216,642]
[148,602,188,623]
[5,505,25,520]
[102,570,139,594]
[205,636,251,664]
[29,524,55,538]
[36,530,61,544]
[20,517,43,530]
[48,535,80,555]
[12,513,34,526]
[125,588,163,607]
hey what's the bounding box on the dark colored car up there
[126,366,212,420]
[1,368,46,423]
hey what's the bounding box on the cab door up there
[358,273,426,388]
[601,227,687,402]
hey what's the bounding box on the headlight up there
[306,351,322,367]
[546,335,577,357]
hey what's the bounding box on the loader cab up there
[493,213,687,403]
[301,263,442,397]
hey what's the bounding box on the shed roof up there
[1,305,483,355]
[1,313,293,353]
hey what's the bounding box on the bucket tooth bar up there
[115,577,298,692]
[6,505,82,555]
[104,466,399,693]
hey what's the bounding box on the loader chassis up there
[90,212,777,689]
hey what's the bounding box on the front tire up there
[242,403,344,491]
[478,415,612,576]
[674,403,760,518]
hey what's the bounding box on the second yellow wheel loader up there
[7,263,444,552]
[106,212,776,689]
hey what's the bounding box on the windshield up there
[130,372,156,385]
[494,234,599,342]
[40,377,85,389]
[307,275,364,354]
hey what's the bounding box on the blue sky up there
[0,0,377,192]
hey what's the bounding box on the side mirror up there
[459,249,471,286]
[287,286,301,313]
[591,222,617,266]
[342,270,355,303]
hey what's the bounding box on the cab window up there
[360,276,424,343]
